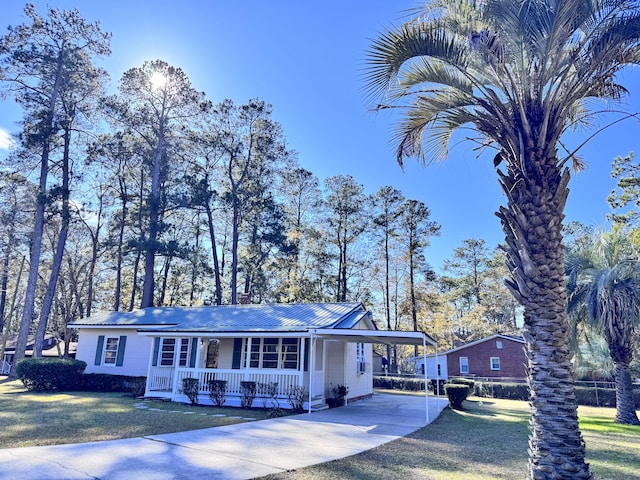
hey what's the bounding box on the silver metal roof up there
[68,303,373,333]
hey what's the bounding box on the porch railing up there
[147,366,303,397]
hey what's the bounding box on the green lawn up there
[258,397,640,480]
[3,378,638,479]
[0,378,277,448]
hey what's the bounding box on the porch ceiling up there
[310,329,437,348]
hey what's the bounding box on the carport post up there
[423,335,429,423]
[308,333,315,414]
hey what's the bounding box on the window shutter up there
[94,336,105,366]
[115,336,127,366]
[303,338,309,372]
[189,338,198,368]
[152,337,160,367]
[232,338,242,369]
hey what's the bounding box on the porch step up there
[310,403,329,412]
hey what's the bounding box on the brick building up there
[416,333,526,381]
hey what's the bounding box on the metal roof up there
[68,303,374,333]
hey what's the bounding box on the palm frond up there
[364,19,469,105]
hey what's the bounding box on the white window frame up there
[103,337,120,366]
[490,357,501,371]
[459,356,469,374]
[159,338,177,366]
[246,338,299,370]
[496,340,503,349]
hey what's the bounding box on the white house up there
[70,303,436,410]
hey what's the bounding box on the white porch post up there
[144,336,157,395]
[244,337,252,380]
[423,335,429,423]
[435,345,440,402]
[308,333,315,414]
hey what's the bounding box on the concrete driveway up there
[0,393,448,480]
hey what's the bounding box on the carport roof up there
[311,328,437,348]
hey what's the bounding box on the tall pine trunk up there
[35,124,72,356]
[11,53,64,376]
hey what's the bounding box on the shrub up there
[16,358,86,392]
[444,384,470,410]
[208,379,227,407]
[475,382,529,401]
[258,382,279,410]
[240,381,257,409]
[287,384,308,412]
[450,377,475,391]
[182,377,200,405]
[77,374,146,393]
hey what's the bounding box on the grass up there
[3,379,638,479]
[0,378,279,448]
[258,397,640,480]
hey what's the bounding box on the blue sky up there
[2,1,639,269]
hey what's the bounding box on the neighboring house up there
[1,335,76,375]
[415,333,526,381]
[69,303,435,410]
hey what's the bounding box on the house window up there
[491,357,501,371]
[103,337,120,365]
[95,335,127,367]
[281,338,299,369]
[178,339,191,367]
[262,338,279,368]
[246,338,299,369]
[160,338,176,366]
[356,342,366,374]
[459,357,469,374]
[496,340,503,349]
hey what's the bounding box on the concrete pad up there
[0,393,448,480]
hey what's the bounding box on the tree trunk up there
[230,199,240,305]
[205,202,223,305]
[141,114,165,308]
[11,53,65,377]
[497,157,590,479]
[35,125,72,356]
[612,360,640,425]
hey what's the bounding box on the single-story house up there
[1,335,76,375]
[415,333,526,382]
[69,303,437,411]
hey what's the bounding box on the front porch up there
[146,365,319,408]
[142,334,330,409]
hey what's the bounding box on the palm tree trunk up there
[612,358,640,425]
[497,160,590,479]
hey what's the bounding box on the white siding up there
[76,328,152,376]
[343,342,373,399]
[217,338,237,368]
[416,355,448,380]
[324,341,345,397]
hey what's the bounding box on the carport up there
[308,328,439,422]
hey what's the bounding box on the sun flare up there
[149,70,167,90]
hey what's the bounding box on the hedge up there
[475,381,640,407]
[16,358,87,392]
[373,376,425,391]
[75,373,147,395]
[475,381,529,401]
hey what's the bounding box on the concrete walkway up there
[0,393,448,480]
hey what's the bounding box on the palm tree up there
[567,227,640,425]
[364,1,640,478]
